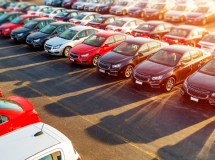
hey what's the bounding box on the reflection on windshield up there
[24,20,38,29]
[118,1,128,6]
[84,35,106,47]
[113,42,140,56]
[11,17,23,24]
[73,13,85,20]
[167,28,189,37]
[56,11,69,17]
[149,49,182,67]
[202,34,215,43]
[199,60,215,76]
[40,25,57,34]
[0,14,8,21]
[91,17,105,23]
[58,29,78,40]
[111,20,126,27]
[173,5,186,11]
[137,23,156,32]
[135,2,147,8]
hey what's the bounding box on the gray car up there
[44,26,99,56]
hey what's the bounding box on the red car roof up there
[95,31,124,37]
[20,14,39,19]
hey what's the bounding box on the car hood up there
[165,10,187,16]
[101,51,132,64]
[0,22,17,29]
[135,60,173,76]
[187,12,204,18]
[12,27,31,34]
[71,43,99,54]
[187,71,215,91]
[28,31,49,39]
[46,36,69,46]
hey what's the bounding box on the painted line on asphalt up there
[0,45,26,50]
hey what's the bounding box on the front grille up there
[45,44,52,50]
[99,61,111,69]
[70,52,78,58]
[187,86,210,99]
[134,73,151,82]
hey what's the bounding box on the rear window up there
[0,100,23,111]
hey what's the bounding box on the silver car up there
[44,26,99,56]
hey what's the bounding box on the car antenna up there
[34,123,44,137]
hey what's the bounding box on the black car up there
[0,12,23,26]
[26,22,75,48]
[97,0,117,14]
[11,18,55,42]
[128,1,149,18]
[97,37,168,78]
[54,10,79,22]
[86,15,116,29]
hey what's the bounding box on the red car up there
[0,14,38,37]
[0,96,41,136]
[162,25,207,47]
[69,31,127,66]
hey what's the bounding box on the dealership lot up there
[0,32,214,160]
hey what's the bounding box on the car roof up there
[50,21,71,26]
[0,122,70,160]
[8,12,22,15]
[161,44,199,54]
[175,25,206,31]
[124,37,161,45]
[95,31,124,37]
[34,17,54,21]
[69,25,95,31]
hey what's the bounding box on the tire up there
[92,55,100,66]
[163,77,175,92]
[158,14,163,20]
[63,46,71,57]
[123,65,133,78]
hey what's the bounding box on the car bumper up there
[164,16,181,22]
[69,56,92,65]
[11,34,26,42]
[97,66,121,77]
[44,48,63,56]
[0,30,11,37]
[128,12,141,17]
[132,75,163,88]
[144,14,159,20]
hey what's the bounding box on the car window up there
[190,50,203,59]
[77,30,87,38]
[0,100,23,111]
[87,29,97,35]
[114,35,126,42]
[164,23,172,30]
[69,12,78,18]
[23,18,31,25]
[54,10,62,14]
[66,24,73,28]
[126,21,136,27]
[38,21,46,29]
[8,15,15,21]
[155,25,165,32]
[180,52,191,63]
[148,42,161,50]
[38,151,61,160]
[105,36,115,44]
[55,26,65,33]
[190,30,199,37]
[105,17,114,24]
[0,115,8,124]
[138,44,149,54]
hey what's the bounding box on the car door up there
[125,20,137,32]
[100,35,116,55]
[133,43,150,65]
[189,50,204,72]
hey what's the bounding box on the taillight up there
[57,18,64,21]
[131,31,135,36]
[85,23,90,26]
[43,15,49,18]
[115,28,122,32]
[75,21,81,25]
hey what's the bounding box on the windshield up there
[56,11,69,17]
[73,13,85,20]
[199,60,215,76]
[136,23,156,32]
[201,34,215,43]
[118,1,128,6]
[167,28,189,37]
[84,35,106,47]
[152,4,165,10]
[24,20,38,29]
[113,41,140,56]
[173,5,186,11]
[43,8,53,14]
[111,19,126,27]
[29,5,38,11]
[91,17,105,23]
[58,29,78,40]
[135,2,147,8]
[40,24,57,34]
[8,3,16,8]
[149,49,182,67]
[0,100,23,111]
[0,14,8,21]
[11,17,23,24]
[195,6,209,13]
[18,4,27,9]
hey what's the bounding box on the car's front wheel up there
[123,65,133,78]
[163,77,175,92]
[63,46,71,57]
[92,55,100,66]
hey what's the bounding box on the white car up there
[105,17,144,34]
[41,7,66,18]
[69,12,100,25]
[0,122,81,160]
[27,5,53,16]
[44,26,99,56]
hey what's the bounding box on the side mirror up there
[103,44,109,48]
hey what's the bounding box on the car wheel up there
[158,14,163,20]
[140,11,144,18]
[202,18,207,25]
[163,77,175,92]
[63,46,71,57]
[124,65,133,78]
[92,55,100,66]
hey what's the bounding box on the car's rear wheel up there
[92,55,100,66]
[123,65,133,78]
[63,46,71,57]
[163,77,175,92]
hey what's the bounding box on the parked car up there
[0,12,22,26]
[73,0,90,10]
[14,3,37,14]
[0,96,41,136]
[185,5,215,25]
[195,0,215,5]
[109,0,136,16]
[54,9,79,21]
[181,59,215,105]
[48,0,63,7]
[69,31,127,66]
[128,0,150,18]
[132,45,212,92]
[0,122,81,160]
[11,18,55,42]
[131,21,173,40]
[0,14,38,37]
[41,7,66,19]
[97,0,118,14]
[62,0,77,8]
[0,8,5,17]
[5,2,17,12]
[105,17,143,35]
[176,0,195,4]
[86,14,116,29]
[97,37,168,78]
[27,5,52,16]
[83,0,104,12]
[26,22,74,48]
[144,3,173,20]
[69,12,100,25]
[45,26,99,56]
[164,4,195,22]
[162,25,207,47]
[0,1,10,9]
[198,32,215,58]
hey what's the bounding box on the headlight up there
[112,64,121,68]
[81,53,89,58]
[151,75,163,80]
[4,28,10,31]
[34,39,40,43]
[17,33,23,37]
[196,16,204,20]
[53,44,62,49]
[211,93,215,98]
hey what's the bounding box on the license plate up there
[70,58,74,62]
[135,80,143,85]
[99,69,105,73]
[191,97,199,102]
[11,37,14,40]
